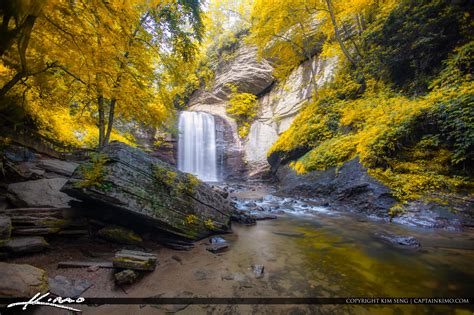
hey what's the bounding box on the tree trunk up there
[104,98,116,145]
[0,71,26,97]
[98,95,105,148]
[325,0,357,66]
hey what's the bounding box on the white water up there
[178,111,219,182]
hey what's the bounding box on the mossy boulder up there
[0,262,49,298]
[98,226,143,245]
[61,141,235,243]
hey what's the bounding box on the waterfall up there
[178,111,219,182]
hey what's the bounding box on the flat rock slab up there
[1,236,49,254]
[48,275,92,298]
[113,249,157,271]
[37,159,78,177]
[0,216,12,241]
[7,178,77,208]
[374,232,421,249]
[0,262,49,298]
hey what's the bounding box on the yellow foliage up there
[226,85,258,138]
[204,218,216,230]
[75,153,110,190]
[270,50,474,205]
[184,214,198,225]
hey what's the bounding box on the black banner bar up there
[1,297,473,305]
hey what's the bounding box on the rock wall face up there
[188,45,275,106]
[189,44,276,178]
[244,56,337,167]
[188,43,337,176]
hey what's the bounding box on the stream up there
[217,182,474,313]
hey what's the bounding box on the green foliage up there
[273,42,474,204]
[226,84,258,138]
[362,0,471,93]
[75,153,111,190]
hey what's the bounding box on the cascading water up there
[178,111,219,182]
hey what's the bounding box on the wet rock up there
[98,226,143,245]
[391,200,470,231]
[7,178,77,208]
[49,275,93,297]
[374,232,421,249]
[206,242,229,253]
[272,231,305,237]
[250,212,277,220]
[209,236,227,244]
[275,158,396,217]
[113,249,157,271]
[251,264,264,279]
[0,262,49,298]
[114,269,138,285]
[0,216,12,243]
[1,236,49,254]
[62,141,234,242]
[231,212,257,225]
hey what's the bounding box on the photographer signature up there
[7,292,84,312]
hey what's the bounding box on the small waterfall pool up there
[178,111,219,182]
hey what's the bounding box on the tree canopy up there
[1,0,203,147]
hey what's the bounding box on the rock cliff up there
[188,44,336,177]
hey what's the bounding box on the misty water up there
[178,111,219,182]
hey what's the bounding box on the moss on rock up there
[97,226,143,245]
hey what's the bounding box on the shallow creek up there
[35,185,474,315]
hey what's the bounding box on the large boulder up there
[275,157,396,217]
[61,141,235,241]
[0,262,49,298]
[7,178,77,208]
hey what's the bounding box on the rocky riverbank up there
[4,181,474,314]
[0,141,242,300]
